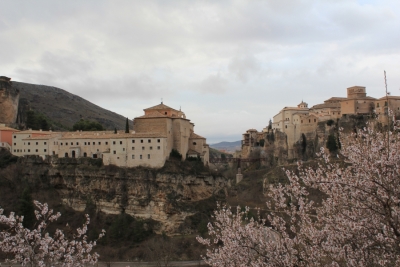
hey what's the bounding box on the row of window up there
[17,142,48,146]
[131,146,161,150]
[14,139,163,147]
[131,154,151,159]
[113,146,161,154]
[14,149,47,153]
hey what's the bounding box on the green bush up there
[326,134,341,153]
[326,119,335,126]
[170,149,182,160]
[26,110,50,130]
[72,119,104,131]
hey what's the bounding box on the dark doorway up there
[72,151,76,158]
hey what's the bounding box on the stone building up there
[0,124,18,151]
[242,85,398,159]
[133,102,209,164]
[340,86,376,116]
[9,103,209,168]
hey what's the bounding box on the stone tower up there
[0,76,19,125]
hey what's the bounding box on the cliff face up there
[0,79,19,124]
[16,156,226,234]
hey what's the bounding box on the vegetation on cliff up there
[0,148,224,262]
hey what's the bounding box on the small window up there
[309,119,311,123]
[84,142,87,145]
[193,142,196,145]
[113,151,116,154]
[113,141,116,145]
[76,142,79,145]
[28,142,30,145]
[148,139,151,143]
[36,142,38,145]
[140,155,142,159]
[44,149,47,152]
[98,142,101,145]
[93,142,95,145]
[35,149,38,152]
[165,112,167,115]
[120,141,122,144]
[13,149,16,152]
[141,140,143,143]
[132,140,135,143]
[14,136,16,138]
[132,155,135,159]
[106,142,108,145]
[314,119,316,122]
[142,146,145,150]
[44,142,47,145]
[14,143,16,146]
[28,149,30,152]
[123,148,125,151]
[285,125,287,128]
[150,146,153,150]
[157,139,160,143]
[148,154,150,159]
[132,147,135,150]
[157,146,160,150]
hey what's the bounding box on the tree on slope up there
[0,201,105,267]
[198,120,400,266]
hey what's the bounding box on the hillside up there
[210,140,241,153]
[13,81,132,130]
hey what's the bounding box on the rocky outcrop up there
[16,156,227,234]
[0,76,19,124]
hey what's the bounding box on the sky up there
[1,0,400,144]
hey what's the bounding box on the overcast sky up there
[1,0,400,143]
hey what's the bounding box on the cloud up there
[228,54,261,82]
[195,73,229,94]
[1,0,400,142]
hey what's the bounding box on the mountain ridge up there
[13,81,132,130]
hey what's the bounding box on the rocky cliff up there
[0,77,19,124]
[14,156,227,234]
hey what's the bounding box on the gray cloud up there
[228,54,261,82]
[1,0,400,142]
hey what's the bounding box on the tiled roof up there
[23,134,61,140]
[190,132,206,139]
[0,126,19,131]
[136,112,169,119]
[17,130,56,134]
[311,103,341,109]
[378,96,400,100]
[144,103,178,111]
[324,97,347,102]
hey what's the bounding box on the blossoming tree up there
[0,201,105,267]
[198,122,400,266]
